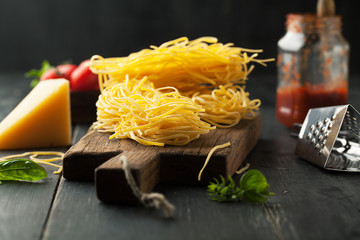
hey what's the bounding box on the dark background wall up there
[0,0,359,76]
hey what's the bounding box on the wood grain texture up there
[0,74,65,240]
[0,150,63,240]
[63,113,262,203]
[43,106,360,240]
[42,178,280,240]
[2,74,360,240]
[245,107,360,240]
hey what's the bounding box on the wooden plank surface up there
[41,117,280,240]
[1,74,360,240]
[42,176,279,240]
[43,107,360,240]
[0,159,62,240]
[243,107,360,240]
[0,74,62,240]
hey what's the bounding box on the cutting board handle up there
[63,113,262,203]
[95,150,160,203]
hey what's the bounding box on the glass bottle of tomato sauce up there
[276,14,349,127]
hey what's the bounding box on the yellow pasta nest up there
[192,84,261,128]
[94,76,215,146]
[90,36,272,97]
[90,37,273,146]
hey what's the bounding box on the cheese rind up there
[0,79,72,149]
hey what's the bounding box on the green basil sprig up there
[25,60,53,88]
[207,169,274,203]
[0,159,47,184]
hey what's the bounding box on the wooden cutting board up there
[63,113,262,203]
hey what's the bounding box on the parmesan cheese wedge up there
[0,79,71,149]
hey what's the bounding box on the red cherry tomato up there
[70,60,99,91]
[56,64,77,79]
[40,64,77,81]
[40,68,59,81]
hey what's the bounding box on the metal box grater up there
[295,104,360,171]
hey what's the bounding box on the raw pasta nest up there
[94,76,215,146]
[90,37,273,146]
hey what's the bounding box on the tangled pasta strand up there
[90,37,273,144]
[192,84,261,128]
[90,37,273,97]
[94,76,215,146]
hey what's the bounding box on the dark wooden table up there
[1,73,359,240]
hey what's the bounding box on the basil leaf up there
[208,175,244,202]
[240,169,273,203]
[25,60,54,88]
[0,159,47,182]
[25,60,53,78]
